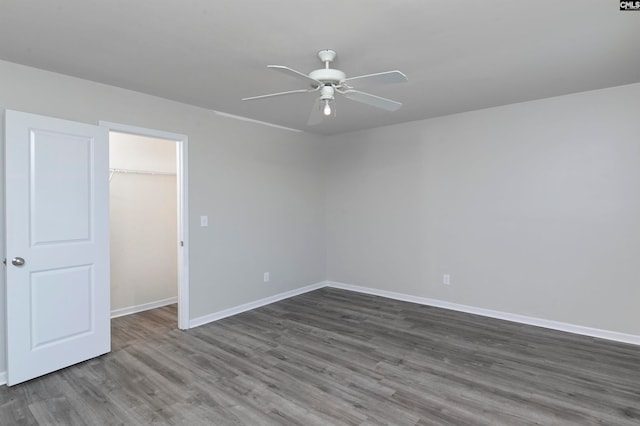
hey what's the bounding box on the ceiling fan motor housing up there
[309,69,346,87]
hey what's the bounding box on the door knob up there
[11,257,25,266]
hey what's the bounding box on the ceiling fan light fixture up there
[320,85,335,117]
[323,99,332,116]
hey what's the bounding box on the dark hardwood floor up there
[1,287,639,425]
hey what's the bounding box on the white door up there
[5,110,110,386]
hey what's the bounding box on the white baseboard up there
[189,281,326,328]
[174,279,640,347]
[326,281,640,347]
[4,280,637,387]
[111,297,178,319]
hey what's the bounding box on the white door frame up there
[99,121,190,330]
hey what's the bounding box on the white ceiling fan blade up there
[342,70,408,88]
[341,90,402,111]
[307,99,323,126]
[268,65,322,88]
[242,88,315,101]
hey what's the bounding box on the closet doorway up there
[101,121,189,330]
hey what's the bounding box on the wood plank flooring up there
[1,287,639,425]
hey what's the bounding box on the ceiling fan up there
[242,50,408,125]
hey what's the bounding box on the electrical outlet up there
[200,215,208,227]
[263,272,270,283]
[443,274,451,285]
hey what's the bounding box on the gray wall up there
[325,83,640,335]
[0,60,326,372]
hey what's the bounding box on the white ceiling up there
[1,1,639,135]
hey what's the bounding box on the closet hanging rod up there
[109,168,176,176]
